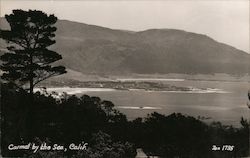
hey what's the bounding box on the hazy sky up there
[1,0,249,53]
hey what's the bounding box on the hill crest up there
[1,18,249,75]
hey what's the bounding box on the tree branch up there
[33,72,58,87]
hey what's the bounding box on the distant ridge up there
[1,17,250,75]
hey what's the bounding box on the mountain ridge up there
[0,18,249,76]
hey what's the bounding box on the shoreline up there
[34,86,230,95]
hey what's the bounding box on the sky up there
[0,0,249,53]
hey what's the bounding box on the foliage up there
[126,112,248,158]
[1,83,248,158]
[72,131,136,158]
[1,83,136,158]
[0,10,66,94]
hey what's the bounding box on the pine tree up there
[0,9,66,95]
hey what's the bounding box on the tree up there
[247,90,250,156]
[0,9,66,97]
[73,131,136,158]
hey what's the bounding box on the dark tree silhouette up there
[0,9,66,97]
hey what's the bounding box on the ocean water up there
[36,79,250,127]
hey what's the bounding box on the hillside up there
[1,18,250,75]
